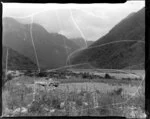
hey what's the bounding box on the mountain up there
[3,17,80,70]
[87,41,94,46]
[2,46,37,70]
[71,38,94,48]
[90,7,145,47]
[70,7,145,69]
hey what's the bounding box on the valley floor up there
[2,69,146,118]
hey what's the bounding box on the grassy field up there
[2,69,145,117]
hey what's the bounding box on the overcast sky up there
[3,1,145,41]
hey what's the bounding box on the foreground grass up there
[2,76,145,117]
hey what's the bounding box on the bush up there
[97,93,113,106]
[97,106,111,116]
[122,77,131,81]
[51,98,61,109]
[28,100,43,113]
[104,73,111,79]
[75,96,83,107]
[67,92,78,102]
[37,72,47,77]
[3,73,13,86]
[24,70,32,75]
[3,73,13,81]
[111,88,123,96]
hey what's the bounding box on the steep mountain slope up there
[71,38,93,48]
[3,17,80,69]
[90,7,145,47]
[87,41,94,46]
[2,46,37,70]
[70,7,145,69]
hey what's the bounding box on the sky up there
[3,1,145,41]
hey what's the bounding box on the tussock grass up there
[2,75,145,117]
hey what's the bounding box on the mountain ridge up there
[3,17,80,70]
[2,46,37,70]
[70,7,145,69]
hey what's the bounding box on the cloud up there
[3,1,145,41]
[62,1,145,41]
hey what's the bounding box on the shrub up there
[28,100,43,113]
[37,72,47,77]
[104,73,111,79]
[97,106,111,116]
[4,73,13,83]
[97,93,113,107]
[78,89,87,96]
[51,97,61,109]
[75,96,83,107]
[111,87,123,96]
[24,70,32,75]
[122,77,132,81]
[67,92,78,102]
[84,92,93,107]
[5,93,20,110]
